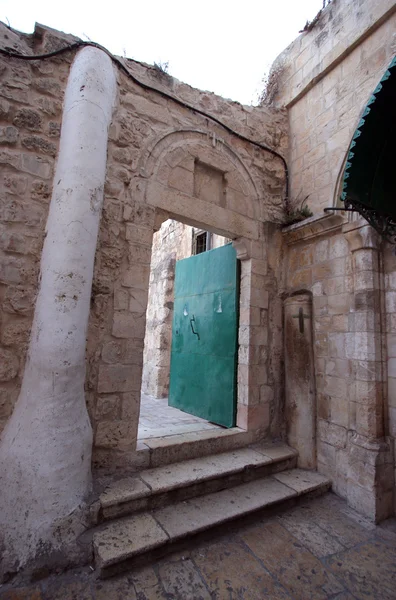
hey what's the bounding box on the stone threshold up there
[136,427,257,469]
[93,468,331,578]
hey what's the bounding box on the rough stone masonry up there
[0,0,395,577]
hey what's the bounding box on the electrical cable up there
[0,38,289,199]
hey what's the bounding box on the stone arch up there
[138,129,262,237]
[93,128,276,469]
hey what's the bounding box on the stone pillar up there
[233,237,271,436]
[284,294,316,468]
[0,47,117,573]
[344,219,394,521]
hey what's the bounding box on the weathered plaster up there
[0,45,116,573]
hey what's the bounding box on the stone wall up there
[141,219,227,400]
[0,25,77,435]
[0,23,288,469]
[85,53,287,467]
[275,0,396,520]
[272,0,396,215]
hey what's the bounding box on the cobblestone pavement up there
[138,393,221,440]
[2,493,396,599]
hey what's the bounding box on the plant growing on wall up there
[284,192,313,226]
[258,62,286,106]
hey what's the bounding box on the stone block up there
[3,173,27,196]
[168,166,194,195]
[317,439,336,467]
[385,291,396,313]
[13,108,42,131]
[95,420,137,449]
[355,290,381,312]
[2,318,31,346]
[355,403,383,438]
[123,94,171,124]
[114,288,129,311]
[313,258,345,280]
[236,402,269,431]
[353,249,378,272]
[96,394,121,420]
[315,333,329,357]
[289,268,312,289]
[389,358,396,378]
[121,391,140,420]
[101,340,123,364]
[317,392,330,420]
[315,239,329,263]
[98,363,142,393]
[0,347,19,381]
[112,311,146,339]
[20,153,51,178]
[127,242,152,265]
[3,285,36,314]
[0,227,41,255]
[313,296,328,316]
[354,376,384,404]
[327,293,351,315]
[250,288,269,309]
[129,288,148,312]
[325,358,351,379]
[324,375,347,399]
[248,326,268,346]
[345,332,379,361]
[21,135,57,157]
[318,419,347,449]
[30,179,50,201]
[122,264,150,289]
[354,271,378,292]
[324,277,345,296]
[330,396,349,428]
[125,341,144,365]
[389,379,396,409]
[349,311,379,333]
[125,223,153,246]
[0,125,19,144]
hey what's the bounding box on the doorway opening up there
[138,218,238,441]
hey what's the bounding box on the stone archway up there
[92,128,276,469]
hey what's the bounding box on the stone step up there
[93,468,331,578]
[97,443,298,522]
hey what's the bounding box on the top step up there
[97,443,297,522]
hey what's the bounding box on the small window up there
[192,230,212,255]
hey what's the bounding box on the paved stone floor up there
[2,492,396,599]
[138,393,221,440]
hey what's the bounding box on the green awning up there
[340,55,396,242]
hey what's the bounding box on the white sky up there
[0,0,323,105]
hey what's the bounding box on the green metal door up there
[169,243,239,428]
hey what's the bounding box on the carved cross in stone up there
[292,307,310,333]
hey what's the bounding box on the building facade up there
[0,0,395,576]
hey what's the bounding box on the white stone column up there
[0,46,116,573]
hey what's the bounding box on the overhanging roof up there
[340,56,396,243]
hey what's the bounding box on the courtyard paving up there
[138,393,221,440]
[2,492,396,599]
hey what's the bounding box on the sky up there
[0,0,324,105]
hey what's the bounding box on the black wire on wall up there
[0,39,289,199]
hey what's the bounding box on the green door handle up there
[190,315,200,341]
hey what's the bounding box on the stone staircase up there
[90,443,330,578]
